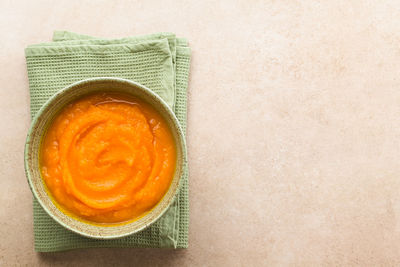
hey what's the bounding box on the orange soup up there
[40,92,176,223]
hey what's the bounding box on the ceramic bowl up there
[24,77,186,239]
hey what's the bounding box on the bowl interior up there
[25,78,185,239]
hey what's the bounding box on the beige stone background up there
[1,0,400,266]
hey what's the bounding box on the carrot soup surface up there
[40,92,176,223]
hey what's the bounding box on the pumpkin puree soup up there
[40,93,176,223]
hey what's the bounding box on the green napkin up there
[25,31,191,252]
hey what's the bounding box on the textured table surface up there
[2,0,400,266]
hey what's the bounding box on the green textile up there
[25,31,191,252]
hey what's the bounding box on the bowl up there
[24,77,186,239]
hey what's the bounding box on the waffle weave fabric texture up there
[25,31,191,252]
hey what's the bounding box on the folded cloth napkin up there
[25,31,191,252]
